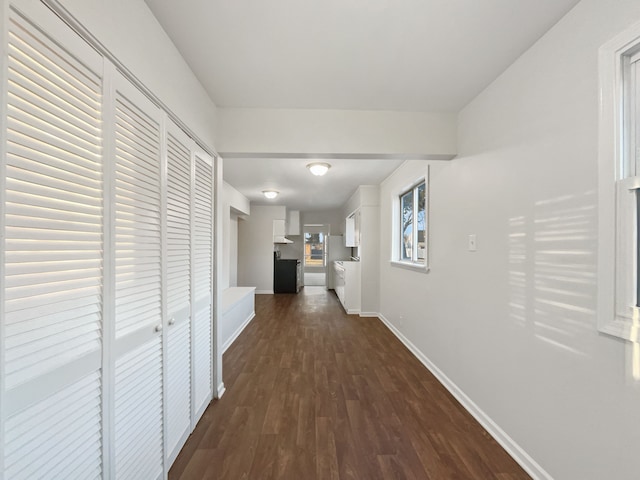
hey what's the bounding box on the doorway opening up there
[303,224,329,286]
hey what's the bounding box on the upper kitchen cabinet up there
[287,210,300,235]
[345,209,361,247]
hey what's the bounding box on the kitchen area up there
[236,185,380,316]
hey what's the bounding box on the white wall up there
[378,2,640,479]
[222,182,249,290]
[229,215,239,287]
[60,0,218,149]
[302,209,345,235]
[217,108,456,157]
[238,205,286,293]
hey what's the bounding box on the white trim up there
[390,260,430,273]
[377,313,553,480]
[223,312,256,353]
[102,59,116,480]
[358,312,379,318]
[216,382,226,399]
[193,393,209,426]
[159,112,169,474]
[165,429,189,469]
[4,350,101,417]
[213,155,224,404]
[0,1,9,475]
[189,131,198,431]
[256,290,275,295]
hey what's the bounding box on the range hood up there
[274,235,293,244]
[273,219,293,244]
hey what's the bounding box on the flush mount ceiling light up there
[262,190,279,199]
[307,162,331,176]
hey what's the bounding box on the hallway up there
[169,288,530,479]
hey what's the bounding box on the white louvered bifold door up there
[1,3,104,479]
[164,120,193,465]
[192,150,214,422]
[111,73,164,480]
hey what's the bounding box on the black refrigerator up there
[274,252,301,293]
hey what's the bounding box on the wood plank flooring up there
[169,287,530,480]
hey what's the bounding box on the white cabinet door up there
[345,210,360,247]
[112,74,164,480]
[192,151,214,422]
[273,219,286,236]
[1,4,104,478]
[353,210,361,247]
[164,121,193,464]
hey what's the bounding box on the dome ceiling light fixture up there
[306,162,331,176]
[262,190,279,199]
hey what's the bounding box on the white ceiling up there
[223,158,403,211]
[144,0,579,112]
[144,0,580,210]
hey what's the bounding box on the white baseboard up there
[359,312,379,317]
[377,313,552,480]
[255,290,274,295]
[222,312,255,353]
[216,382,226,399]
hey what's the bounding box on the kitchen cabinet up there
[274,219,293,243]
[333,261,361,314]
[287,210,300,235]
[274,219,286,236]
[345,209,361,247]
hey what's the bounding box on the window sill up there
[390,260,430,273]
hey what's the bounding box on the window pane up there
[304,232,324,266]
[401,190,413,261]
[416,182,426,263]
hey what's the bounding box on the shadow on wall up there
[508,190,597,357]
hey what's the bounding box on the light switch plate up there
[468,234,477,252]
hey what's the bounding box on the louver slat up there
[4,372,102,480]
[192,155,213,414]
[114,339,163,480]
[165,128,192,460]
[114,92,161,338]
[112,77,164,480]
[3,9,103,394]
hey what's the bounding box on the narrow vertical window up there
[417,182,426,263]
[398,179,427,266]
[400,189,414,261]
[597,26,640,341]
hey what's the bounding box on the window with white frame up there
[398,179,427,266]
[598,22,640,341]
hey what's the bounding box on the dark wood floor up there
[169,287,530,480]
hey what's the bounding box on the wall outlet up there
[468,234,477,252]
